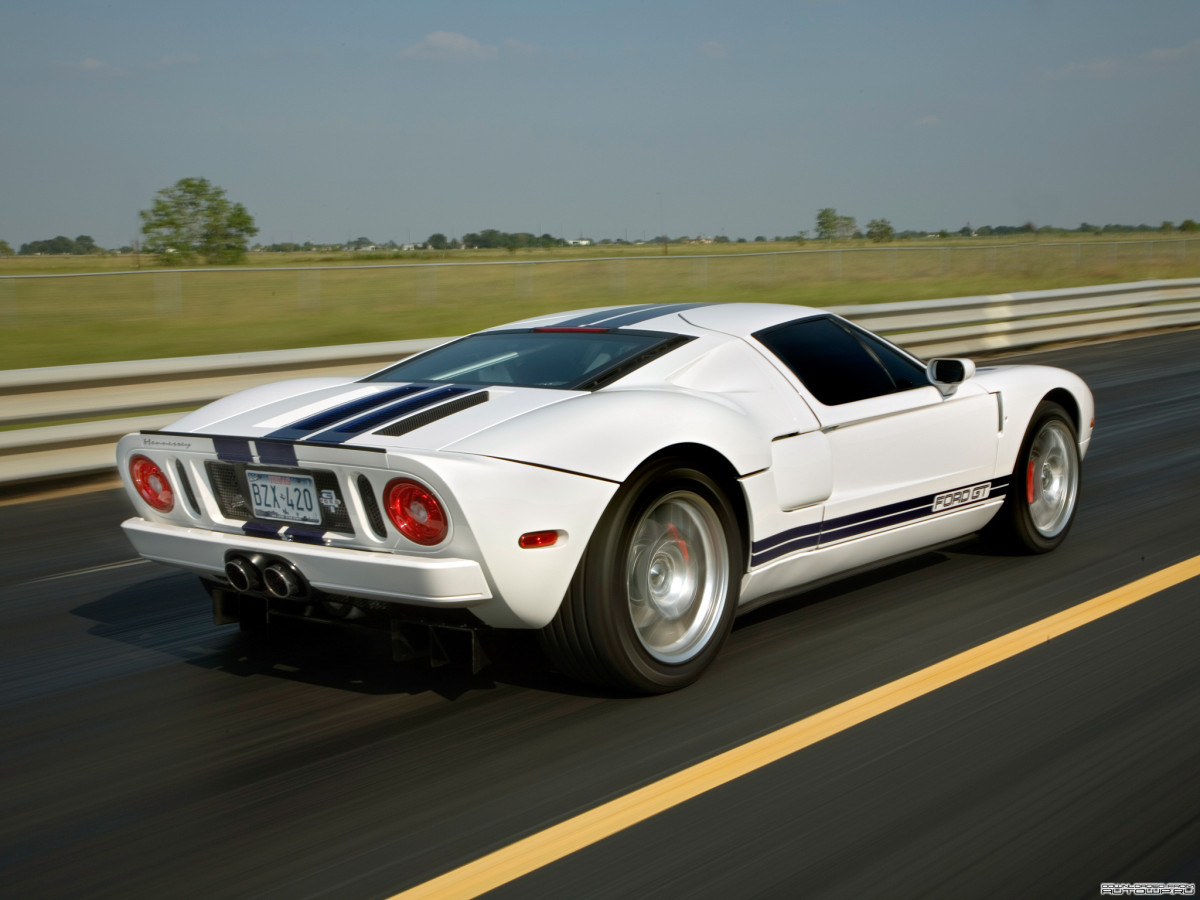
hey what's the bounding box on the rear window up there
[366,329,688,391]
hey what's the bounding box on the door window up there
[754,316,922,405]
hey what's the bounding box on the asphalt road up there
[2,331,1198,900]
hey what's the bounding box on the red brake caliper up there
[1026,459,1037,504]
[666,523,689,563]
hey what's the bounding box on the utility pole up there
[658,192,668,256]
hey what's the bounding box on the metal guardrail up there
[2,278,1198,490]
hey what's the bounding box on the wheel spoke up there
[1026,419,1078,538]
[625,490,729,664]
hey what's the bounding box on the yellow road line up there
[394,555,1200,900]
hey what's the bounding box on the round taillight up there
[129,454,174,512]
[383,478,448,546]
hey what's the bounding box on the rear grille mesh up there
[311,470,353,533]
[206,461,250,520]
[175,461,200,515]
[357,475,388,538]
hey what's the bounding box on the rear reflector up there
[519,530,560,549]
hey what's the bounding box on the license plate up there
[245,470,321,525]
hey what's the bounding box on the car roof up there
[489,302,827,337]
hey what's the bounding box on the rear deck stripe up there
[374,390,490,437]
[552,304,667,328]
[305,385,473,444]
[255,440,298,467]
[552,302,711,329]
[266,384,432,441]
[213,437,253,463]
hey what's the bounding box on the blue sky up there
[2,0,1198,247]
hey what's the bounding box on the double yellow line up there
[395,555,1200,899]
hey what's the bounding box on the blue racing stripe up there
[283,526,326,545]
[552,304,668,328]
[255,440,298,466]
[266,384,431,441]
[751,521,821,555]
[590,302,711,329]
[242,522,281,540]
[214,437,254,462]
[304,385,472,444]
[750,476,1011,567]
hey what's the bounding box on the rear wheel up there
[540,459,742,693]
[988,400,1081,553]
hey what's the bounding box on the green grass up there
[2,237,1198,369]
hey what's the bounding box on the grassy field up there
[2,236,1198,369]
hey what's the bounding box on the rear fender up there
[445,388,773,483]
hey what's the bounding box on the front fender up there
[972,365,1095,474]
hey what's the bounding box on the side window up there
[754,317,897,405]
[846,324,928,391]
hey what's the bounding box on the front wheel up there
[987,400,1081,553]
[540,460,742,693]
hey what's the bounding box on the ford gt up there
[117,302,1094,692]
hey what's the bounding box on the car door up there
[752,315,999,547]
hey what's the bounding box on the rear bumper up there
[122,517,492,607]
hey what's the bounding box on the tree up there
[139,177,258,265]
[1180,219,1199,233]
[75,235,98,254]
[1160,221,1175,233]
[427,233,448,250]
[866,218,894,243]
[815,207,839,241]
[0,240,13,257]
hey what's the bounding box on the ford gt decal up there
[751,476,1011,566]
[932,482,992,512]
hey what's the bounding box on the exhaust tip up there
[225,557,260,593]
[263,562,307,599]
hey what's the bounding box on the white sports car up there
[118,302,1093,692]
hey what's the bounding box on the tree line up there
[810,207,1199,244]
[3,183,1198,264]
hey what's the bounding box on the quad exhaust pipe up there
[225,555,261,592]
[262,562,307,599]
[225,554,309,599]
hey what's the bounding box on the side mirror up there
[927,357,975,396]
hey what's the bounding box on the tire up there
[987,400,1081,554]
[540,459,743,693]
